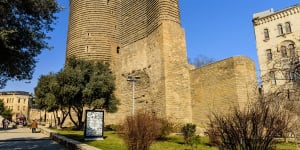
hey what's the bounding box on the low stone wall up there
[39,126,100,150]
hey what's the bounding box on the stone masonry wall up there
[106,20,192,124]
[66,0,257,128]
[106,0,192,124]
[120,0,180,46]
[67,0,119,62]
[190,56,257,128]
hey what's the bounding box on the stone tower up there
[66,0,193,124]
[66,0,119,62]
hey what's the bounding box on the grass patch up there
[51,128,297,150]
[275,142,297,150]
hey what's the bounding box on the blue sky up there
[2,0,300,93]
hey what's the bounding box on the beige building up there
[65,0,257,128]
[0,91,32,122]
[253,4,300,93]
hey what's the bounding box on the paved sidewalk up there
[0,127,67,150]
[0,127,49,141]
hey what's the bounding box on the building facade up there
[0,91,32,122]
[66,0,257,127]
[253,4,300,93]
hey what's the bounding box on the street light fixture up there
[127,75,140,116]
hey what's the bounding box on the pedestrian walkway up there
[0,127,66,150]
[0,127,49,141]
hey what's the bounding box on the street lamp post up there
[127,76,140,116]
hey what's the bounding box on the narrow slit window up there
[116,47,120,54]
[86,46,89,52]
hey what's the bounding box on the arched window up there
[281,46,287,57]
[278,24,283,35]
[289,44,295,57]
[266,49,272,60]
[285,22,292,33]
[264,29,269,40]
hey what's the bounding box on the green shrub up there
[105,124,117,131]
[181,123,196,146]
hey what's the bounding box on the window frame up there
[285,22,292,33]
[281,46,288,57]
[270,71,276,85]
[263,28,270,40]
[289,44,295,57]
[266,49,272,61]
[277,24,284,35]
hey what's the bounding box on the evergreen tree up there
[0,0,60,88]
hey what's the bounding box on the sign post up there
[84,110,104,141]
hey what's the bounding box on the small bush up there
[181,123,197,146]
[205,125,221,146]
[118,111,163,150]
[105,124,117,131]
[156,118,180,140]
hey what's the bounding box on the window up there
[24,99,26,104]
[281,46,287,57]
[285,71,293,80]
[285,22,291,33]
[85,46,89,52]
[270,71,276,85]
[266,49,272,60]
[116,47,120,54]
[23,106,26,111]
[18,98,20,103]
[278,24,283,35]
[17,106,20,111]
[264,29,269,40]
[289,44,295,57]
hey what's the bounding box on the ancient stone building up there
[0,91,32,122]
[253,4,300,93]
[66,0,257,127]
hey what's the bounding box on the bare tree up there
[259,42,300,146]
[188,54,216,68]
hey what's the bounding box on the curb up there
[39,126,101,150]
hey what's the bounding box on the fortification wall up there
[106,21,192,124]
[106,0,192,124]
[190,56,257,128]
[66,0,256,128]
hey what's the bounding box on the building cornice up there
[253,4,300,26]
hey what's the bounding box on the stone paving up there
[0,127,49,141]
[0,127,67,150]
